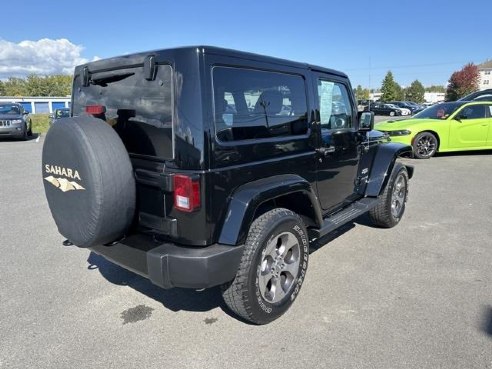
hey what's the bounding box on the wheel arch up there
[218,174,323,246]
[365,142,413,197]
[412,130,441,151]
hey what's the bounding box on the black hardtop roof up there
[78,45,347,79]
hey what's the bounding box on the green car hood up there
[375,118,438,131]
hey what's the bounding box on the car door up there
[313,74,360,212]
[487,105,492,145]
[449,104,490,148]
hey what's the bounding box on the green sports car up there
[375,101,492,158]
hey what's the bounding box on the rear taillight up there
[173,175,201,212]
[85,105,106,115]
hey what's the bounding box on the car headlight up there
[11,119,23,124]
[388,130,411,136]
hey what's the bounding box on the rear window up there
[212,67,308,142]
[72,64,173,159]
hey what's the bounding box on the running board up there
[309,197,379,239]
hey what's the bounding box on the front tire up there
[222,208,309,325]
[22,123,29,141]
[413,132,438,159]
[369,162,409,228]
[389,111,395,117]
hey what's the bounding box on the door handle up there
[316,146,336,156]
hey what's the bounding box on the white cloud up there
[0,38,97,79]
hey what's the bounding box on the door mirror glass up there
[358,111,374,131]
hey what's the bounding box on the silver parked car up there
[0,103,32,140]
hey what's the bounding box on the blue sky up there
[1,0,491,89]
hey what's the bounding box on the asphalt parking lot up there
[1,135,491,369]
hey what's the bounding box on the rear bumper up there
[90,236,244,289]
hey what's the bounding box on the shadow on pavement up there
[435,149,492,158]
[0,132,41,142]
[86,214,376,321]
[482,305,492,338]
[87,252,225,314]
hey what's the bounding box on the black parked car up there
[42,46,413,324]
[49,108,70,125]
[458,89,492,102]
[0,103,32,140]
[388,101,420,114]
[367,102,402,116]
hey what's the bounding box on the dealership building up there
[0,96,71,113]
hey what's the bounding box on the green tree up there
[355,85,370,100]
[2,74,72,97]
[26,74,51,96]
[445,63,479,101]
[405,80,425,103]
[380,71,401,101]
[3,77,27,96]
[48,75,72,96]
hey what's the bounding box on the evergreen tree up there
[406,80,425,103]
[380,71,401,101]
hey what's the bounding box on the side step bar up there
[308,197,379,239]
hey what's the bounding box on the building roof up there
[478,60,492,70]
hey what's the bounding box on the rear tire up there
[222,208,309,325]
[369,162,409,228]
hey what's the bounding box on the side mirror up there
[23,111,29,115]
[358,111,374,131]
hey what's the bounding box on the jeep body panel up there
[218,174,323,246]
[364,142,414,197]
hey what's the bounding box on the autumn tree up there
[445,63,479,101]
[380,71,401,101]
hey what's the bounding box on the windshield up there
[0,104,21,115]
[413,102,464,119]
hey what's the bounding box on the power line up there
[344,61,471,72]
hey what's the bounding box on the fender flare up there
[365,142,414,197]
[218,174,322,246]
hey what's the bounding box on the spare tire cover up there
[42,116,136,247]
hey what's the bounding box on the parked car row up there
[361,100,427,116]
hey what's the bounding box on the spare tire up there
[42,116,136,247]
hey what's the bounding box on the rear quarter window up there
[212,67,308,142]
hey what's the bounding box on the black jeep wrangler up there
[42,46,413,324]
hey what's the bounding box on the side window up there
[459,105,486,119]
[318,80,353,130]
[213,67,308,142]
